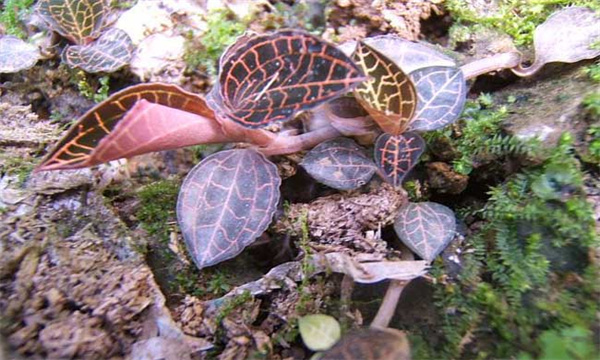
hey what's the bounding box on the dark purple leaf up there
[62,28,134,73]
[408,66,466,132]
[300,137,376,190]
[374,132,425,187]
[393,202,456,262]
[177,149,281,269]
[207,30,366,129]
[36,0,107,45]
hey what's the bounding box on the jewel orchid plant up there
[36,7,599,291]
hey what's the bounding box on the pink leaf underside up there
[82,100,231,167]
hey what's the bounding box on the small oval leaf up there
[393,202,456,262]
[352,41,417,135]
[62,28,134,73]
[408,66,467,132]
[301,137,376,190]
[207,30,366,129]
[0,36,40,73]
[514,6,600,77]
[177,149,281,269]
[298,314,341,352]
[36,0,107,45]
[374,132,425,187]
[321,327,410,360]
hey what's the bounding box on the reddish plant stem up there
[257,123,343,156]
[371,279,408,328]
[460,52,523,80]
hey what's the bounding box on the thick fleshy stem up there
[371,279,409,328]
[460,51,523,80]
[257,123,343,156]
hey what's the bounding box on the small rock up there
[426,162,469,194]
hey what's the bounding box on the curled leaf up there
[374,132,425,187]
[352,41,417,135]
[514,6,600,76]
[62,28,134,73]
[0,36,40,73]
[177,149,280,269]
[298,314,341,351]
[394,202,456,262]
[300,137,376,190]
[408,66,467,132]
[37,83,217,171]
[340,35,456,73]
[321,327,410,360]
[207,30,365,129]
[36,0,107,45]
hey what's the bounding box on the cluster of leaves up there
[445,0,600,47]
[1,0,134,73]
[413,134,599,359]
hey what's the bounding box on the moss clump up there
[413,133,599,359]
[0,0,34,38]
[582,62,600,83]
[184,10,246,76]
[136,178,180,242]
[424,94,540,175]
[445,0,600,47]
[0,155,35,186]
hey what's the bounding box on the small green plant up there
[73,71,111,103]
[184,10,246,76]
[582,62,600,82]
[136,178,180,242]
[586,125,600,163]
[582,92,600,118]
[445,0,600,47]
[0,0,34,38]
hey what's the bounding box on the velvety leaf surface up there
[408,66,466,132]
[62,28,134,73]
[394,202,456,262]
[340,35,456,73]
[321,327,410,360]
[207,30,365,128]
[298,314,341,351]
[0,36,40,73]
[515,6,600,76]
[374,132,425,187]
[300,137,376,190]
[352,41,417,135]
[37,83,216,171]
[36,0,106,45]
[177,149,280,269]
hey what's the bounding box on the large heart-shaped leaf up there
[300,137,376,190]
[62,28,134,73]
[393,202,456,262]
[177,149,280,269]
[36,0,107,45]
[340,34,456,73]
[0,36,41,73]
[37,83,217,171]
[407,66,466,132]
[374,132,425,187]
[352,41,417,135]
[513,6,600,77]
[321,327,410,360]
[207,30,366,129]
